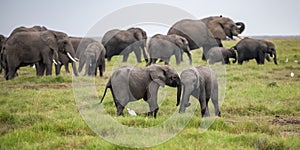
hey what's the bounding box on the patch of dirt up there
[19,83,71,89]
[271,115,300,125]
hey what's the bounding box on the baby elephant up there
[147,34,192,66]
[207,47,237,64]
[179,65,221,117]
[100,65,182,118]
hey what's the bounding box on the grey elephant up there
[4,29,76,80]
[179,65,220,117]
[101,27,148,63]
[100,65,181,118]
[168,16,245,60]
[79,42,106,77]
[232,38,277,65]
[0,34,7,74]
[54,36,94,76]
[207,47,237,64]
[146,34,192,66]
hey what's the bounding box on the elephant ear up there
[149,66,166,87]
[40,31,58,51]
[207,19,226,40]
[175,36,185,49]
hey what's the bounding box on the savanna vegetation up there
[0,38,299,149]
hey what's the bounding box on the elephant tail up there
[99,79,111,104]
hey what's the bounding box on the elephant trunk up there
[179,85,191,113]
[186,46,192,65]
[65,42,79,62]
[273,52,278,65]
[176,83,182,106]
[52,51,60,65]
[236,22,245,34]
[232,53,237,63]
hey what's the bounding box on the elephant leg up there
[199,85,207,117]
[6,66,17,80]
[202,46,211,61]
[216,39,223,47]
[36,62,45,76]
[78,60,84,73]
[164,59,170,65]
[175,50,182,65]
[142,47,148,62]
[114,100,125,116]
[133,47,142,63]
[99,65,103,77]
[45,63,52,76]
[146,83,159,118]
[55,64,62,76]
[237,54,244,65]
[64,63,70,73]
[72,62,79,76]
[203,99,210,117]
[211,83,220,117]
[122,54,129,62]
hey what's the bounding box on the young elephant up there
[179,65,220,117]
[79,42,106,77]
[232,37,277,65]
[147,34,192,66]
[207,47,237,64]
[100,65,181,118]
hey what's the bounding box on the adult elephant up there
[232,38,277,65]
[179,65,221,117]
[4,30,76,80]
[168,16,245,60]
[207,47,237,64]
[101,27,148,63]
[79,41,106,77]
[100,65,181,118]
[147,34,192,66]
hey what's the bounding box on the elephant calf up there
[207,47,237,64]
[147,34,192,66]
[232,37,277,65]
[179,65,221,117]
[100,65,181,118]
[78,42,106,77]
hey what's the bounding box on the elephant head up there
[228,48,237,63]
[84,42,102,75]
[127,27,148,62]
[127,27,147,48]
[174,35,192,65]
[148,65,182,106]
[265,41,277,65]
[50,31,78,63]
[206,16,245,40]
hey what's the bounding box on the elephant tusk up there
[75,57,80,62]
[53,59,58,65]
[67,52,78,62]
[236,36,243,40]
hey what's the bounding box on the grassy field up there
[0,38,299,149]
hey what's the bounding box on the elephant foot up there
[146,108,159,118]
[185,102,191,107]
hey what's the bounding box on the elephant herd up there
[0,15,278,118]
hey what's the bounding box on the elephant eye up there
[63,41,68,45]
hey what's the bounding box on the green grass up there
[0,38,300,149]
